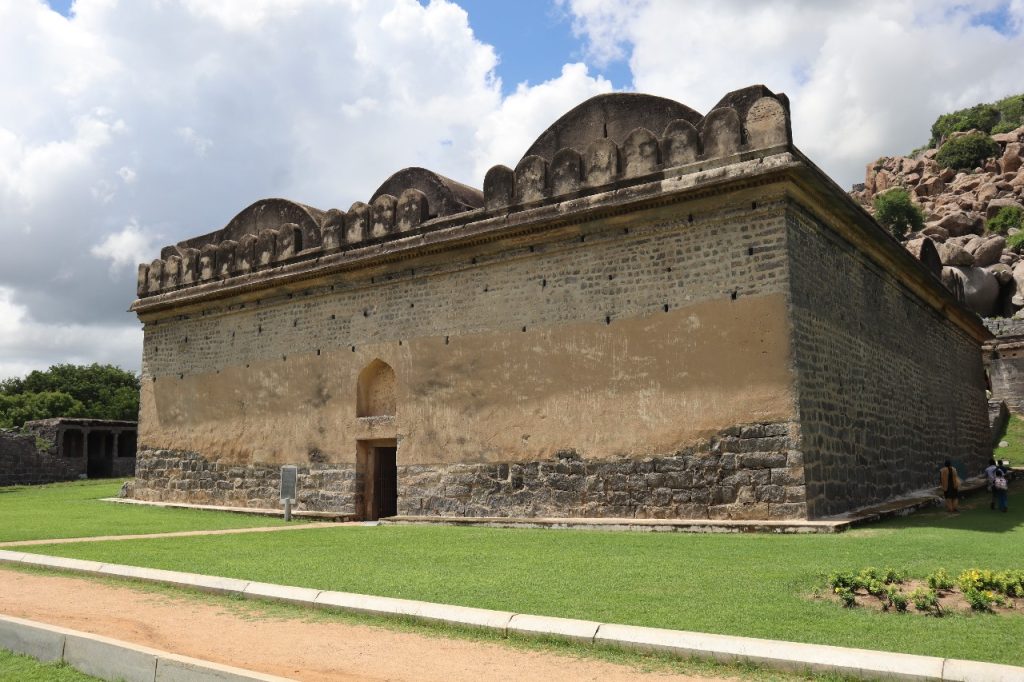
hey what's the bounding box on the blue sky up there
[5,0,1023,378]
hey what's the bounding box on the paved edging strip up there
[0,614,293,681]
[1,550,1021,682]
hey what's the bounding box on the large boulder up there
[973,235,1007,267]
[936,211,982,236]
[944,266,999,316]
[986,197,1023,220]
[938,241,975,266]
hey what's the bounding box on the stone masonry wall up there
[134,421,805,519]
[399,421,805,520]
[0,431,82,486]
[132,449,359,513]
[786,205,990,518]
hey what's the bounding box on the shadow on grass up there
[877,487,1023,533]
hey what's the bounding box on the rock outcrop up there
[852,126,1024,318]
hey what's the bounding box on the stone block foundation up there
[133,421,808,520]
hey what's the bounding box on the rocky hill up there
[850,96,1024,319]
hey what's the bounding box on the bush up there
[1007,232,1024,252]
[834,586,857,607]
[885,585,909,612]
[927,568,955,591]
[963,588,997,612]
[935,132,999,171]
[910,587,940,614]
[930,103,1001,146]
[874,189,924,239]
[987,206,1024,235]
[991,94,1024,134]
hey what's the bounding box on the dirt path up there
[0,568,730,682]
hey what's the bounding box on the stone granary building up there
[129,86,991,521]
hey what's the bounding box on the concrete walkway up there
[0,521,355,548]
[0,549,1020,681]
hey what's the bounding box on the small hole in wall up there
[288,293,293,299]
[371,277,375,284]
[231,331,235,339]
[331,314,336,320]
[363,309,369,317]
[579,235,586,243]
[748,246,754,256]
[731,290,738,300]
[522,326,527,332]
[605,316,611,325]
[529,245,535,253]
[410,303,415,308]
[258,325,262,334]
[663,304,669,312]
[151,377,156,382]
[398,340,402,346]
[293,319,298,327]
[351,346,356,352]
[751,201,758,210]
[665,267,672,273]
[179,373,184,380]
[245,364,249,369]
[183,336,188,343]
[484,286,489,292]
[608,274,614,280]
[688,214,693,223]
[541,279,547,288]
[623,228,629,235]
[316,349,321,356]
[282,355,287,361]
[472,257,478,265]
[445,336,450,345]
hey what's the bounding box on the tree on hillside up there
[0,364,139,428]
[928,93,1024,146]
[874,188,924,240]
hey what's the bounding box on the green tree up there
[935,132,999,171]
[0,392,85,429]
[874,188,924,240]
[0,363,139,424]
[929,103,1001,146]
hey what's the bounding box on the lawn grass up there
[19,488,1024,667]
[0,649,100,681]
[0,479,293,543]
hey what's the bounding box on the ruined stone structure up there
[129,86,991,521]
[984,318,1024,416]
[0,418,137,486]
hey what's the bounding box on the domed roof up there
[520,93,702,162]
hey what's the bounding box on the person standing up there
[993,465,1010,513]
[985,458,999,510]
[940,460,960,513]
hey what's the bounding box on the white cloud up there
[0,0,610,378]
[0,286,141,380]
[472,62,613,179]
[91,219,161,276]
[564,0,1024,188]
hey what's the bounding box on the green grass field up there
[0,649,100,681]
[0,479,292,543]
[4,422,1023,669]
[16,488,1023,667]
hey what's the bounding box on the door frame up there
[357,438,398,520]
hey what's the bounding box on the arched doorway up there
[357,360,397,519]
